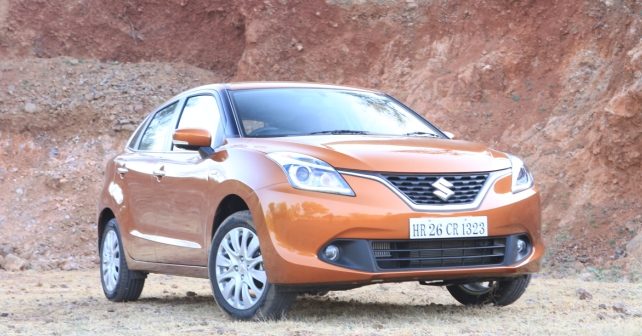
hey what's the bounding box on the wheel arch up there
[212,194,250,240]
[97,208,116,250]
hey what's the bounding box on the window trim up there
[221,87,244,138]
[125,87,235,153]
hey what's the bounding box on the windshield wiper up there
[403,131,440,138]
[307,130,371,135]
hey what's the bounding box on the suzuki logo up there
[432,177,455,201]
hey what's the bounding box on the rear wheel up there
[100,218,146,301]
[209,211,295,320]
[446,275,531,306]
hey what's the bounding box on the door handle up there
[117,165,128,179]
[152,166,165,179]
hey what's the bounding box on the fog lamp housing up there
[514,236,531,261]
[324,245,340,261]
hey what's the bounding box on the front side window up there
[138,102,179,151]
[230,88,442,138]
[173,95,221,151]
[176,95,220,134]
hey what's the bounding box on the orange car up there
[97,82,542,319]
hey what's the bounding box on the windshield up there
[229,88,443,138]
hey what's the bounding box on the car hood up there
[227,135,511,173]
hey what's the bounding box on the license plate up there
[409,216,488,239]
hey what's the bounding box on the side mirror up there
[173,128,212,151]
[443,131,455,139]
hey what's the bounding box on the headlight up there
[508,154,534,193]
[266,152,355,196]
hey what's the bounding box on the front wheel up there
[209,211,295,320]
[446,275,531,306]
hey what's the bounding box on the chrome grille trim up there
[338,168,510,212]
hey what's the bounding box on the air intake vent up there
[371,237,506,270]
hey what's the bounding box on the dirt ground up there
[0,270,640,336]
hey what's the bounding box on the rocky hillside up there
[0,0,640,279]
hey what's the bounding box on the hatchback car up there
[97,82,542,319]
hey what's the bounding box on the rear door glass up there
[138,102,179,152]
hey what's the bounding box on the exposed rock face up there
[0,0,246,78]
[626,231,642,274]
[1,254,28,271]
[0,0,640,275]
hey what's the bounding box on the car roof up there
[182,82,380,95]
[156,82,383,116]
[227,82,378,92]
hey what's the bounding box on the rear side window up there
[138,102,179,152]
[127,119,147,149]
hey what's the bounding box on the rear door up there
[151,93,225,266]
[116,101,181,262]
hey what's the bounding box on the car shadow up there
[287,296,489,320]
[135,293,497,320]
[137,295,213,305]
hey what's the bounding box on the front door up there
[150,93,224,266]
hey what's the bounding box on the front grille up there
[371,237,506,270]
[381,173,489,205]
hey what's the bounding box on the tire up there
[447,275,531,306]
[208,210,295,320]
[100,218,146,302]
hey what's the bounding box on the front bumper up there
[251,171,543,286]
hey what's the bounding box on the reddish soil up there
[0,0,640,278]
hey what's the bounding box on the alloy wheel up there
[215,227,267,310]
[101,230,121,293]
